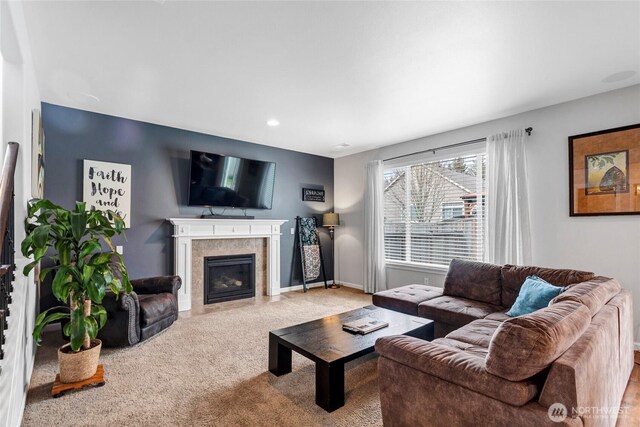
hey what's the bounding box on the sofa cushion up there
[485,301,591,381]
[373,285,443,316]
[484,310,510,322]
[376,336,539,406]
[432,337,490,358]
[506,276,565,317]
[500,264,595,307]
[138,293,178,327]
[418,296,502,327]
[550,276,621,317]
[445,319,503,348]
[443,259,502,306]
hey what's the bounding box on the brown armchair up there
[97,275,182,346]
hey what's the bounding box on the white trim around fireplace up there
[167,218,287,311]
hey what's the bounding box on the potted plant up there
[21,200,131,383]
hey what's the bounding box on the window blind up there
[383,151,486,268]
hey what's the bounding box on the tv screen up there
[188,150,276,209]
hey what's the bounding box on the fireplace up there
[204,254,255,304]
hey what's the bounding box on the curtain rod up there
[383,127,533,162]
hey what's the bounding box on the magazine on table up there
[342,316,389,334]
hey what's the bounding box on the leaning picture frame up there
[569,124,640,216]
[31,109,45,199]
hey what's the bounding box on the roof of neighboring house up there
[384,166,475,194]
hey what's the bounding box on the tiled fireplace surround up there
[191,238,267,310]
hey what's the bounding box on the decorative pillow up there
[506,276,564,317]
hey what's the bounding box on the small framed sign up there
[302,188,325,202]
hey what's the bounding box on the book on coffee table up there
[342,316,389,335]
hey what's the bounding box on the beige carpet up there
[23,288,383,426]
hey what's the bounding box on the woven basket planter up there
[58,339,102,383]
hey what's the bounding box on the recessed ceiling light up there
[334,143,351,149]
[267,119,280,127]
[602,70,637,83]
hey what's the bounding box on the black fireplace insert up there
[204,254,255,304]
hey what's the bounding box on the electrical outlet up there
[290,228,295,235]
[116,245,124,255]
[423,277,429,286]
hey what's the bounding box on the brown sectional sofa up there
[373,259,634,427]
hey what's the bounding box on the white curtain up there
[485,129,532,265]
[364,160,387,293]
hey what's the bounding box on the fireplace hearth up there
[204,254,255,304]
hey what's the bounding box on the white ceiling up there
[22,1,640,158]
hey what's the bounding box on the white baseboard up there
[280,280,330,293]
[280,280,364,293]
[634,342,640,352]
[335,281,364,291]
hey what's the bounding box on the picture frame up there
[31,109,45,199]
[302,187,325,202]
[83,159,132,228]
[569,124,640,216]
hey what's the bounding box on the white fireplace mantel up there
[167,218,288,311]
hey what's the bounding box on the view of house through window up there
[383,150,486,267]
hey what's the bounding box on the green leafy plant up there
[21,200,132,352]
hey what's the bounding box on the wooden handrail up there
[0,142,19,256]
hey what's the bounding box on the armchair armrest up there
[102,290,139,312]
[375,336,538,406]
[98,291,141,346]
[131,275,182,295]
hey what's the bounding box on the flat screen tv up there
[188,150,276,209]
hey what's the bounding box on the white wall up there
[334,85,640,342]
[0,2,41,426]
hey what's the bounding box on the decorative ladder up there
[294,216,328,292]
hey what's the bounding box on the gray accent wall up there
[42,102,334,290]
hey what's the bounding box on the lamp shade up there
[322,213,340,227]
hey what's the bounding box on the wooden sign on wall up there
[302,188,325,202]
[83,160,132,227]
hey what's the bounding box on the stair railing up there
[0,142,19,369]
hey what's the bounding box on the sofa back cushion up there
[501,264,595,307]
[443,259,502,306]
[485,301,591,381]
[550,276,621,317]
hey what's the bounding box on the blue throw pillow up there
[506,275,565,317]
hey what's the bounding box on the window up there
[441,201,464,220]
[383,151,486,268]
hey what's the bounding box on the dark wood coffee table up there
[268,305,433,412]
